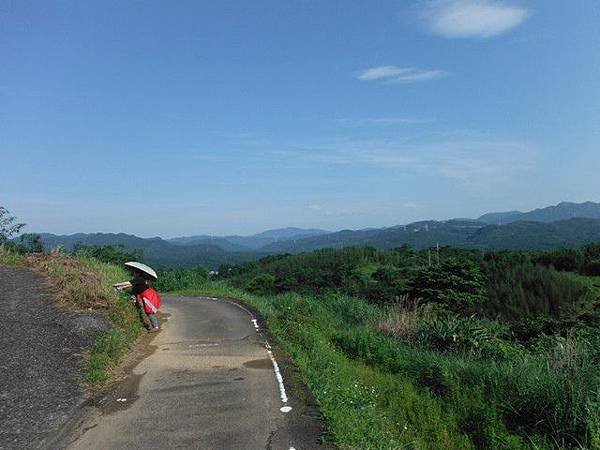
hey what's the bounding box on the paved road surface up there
[64,296,326,450]
[0,267,106,450]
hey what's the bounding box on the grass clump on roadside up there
[29,252,145,384]
[40,253,145,384]
[0,246,26,266]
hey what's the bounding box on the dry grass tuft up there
[376,294,430,343]
[25,251,120,310]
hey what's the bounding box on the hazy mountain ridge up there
[477,201,600,224]
[168,227,329,250]
[36,232,262,269]
[35,202,600,268]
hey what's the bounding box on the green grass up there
[0,248,25,265]
[167,280,600,450]
[167,282,478,448]
[81,258,145,384]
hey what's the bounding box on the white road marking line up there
[188,343,220,348]
[266,348,288,404]
[204,296,293,413]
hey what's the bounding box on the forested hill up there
[34,202,600,269]
[37,232,262,269]
[477,201,600,224]
[167,227,329,250]
[260,218,600,254]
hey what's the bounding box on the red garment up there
[137,288,161,315]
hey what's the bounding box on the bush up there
[484,257,594,320]
[245,273,276,295]
[156,266,208,292]
[408,258,487,311]
[535,248,584,272]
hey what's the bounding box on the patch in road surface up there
[244,358,273,369]
[62,295,332,450]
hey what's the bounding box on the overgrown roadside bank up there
[0,249,145,448]
[164,277,600,450]
[1,249,146,384]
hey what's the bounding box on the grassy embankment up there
[157,253,600,450]
[0,249,144,384]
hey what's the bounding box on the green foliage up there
[155,266,209,292]
[484,253,595,320]
[2,233,45,255]
[15,233,44,253]
[0,207,25,244]
[534,247,584,272]
[73,243,143,266]
[87,291,144,384]
[165,241,600,449]
[408,258,487,311]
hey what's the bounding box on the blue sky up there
[2,1,599,237]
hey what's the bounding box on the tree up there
[408,257,487,310]
[0,207,25,244]
[73,244,143,265]
[16,233,44,253]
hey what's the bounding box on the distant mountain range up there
[37,232,266,269]
[35,201,600,269]
[477,201,600,224]
[167,227,329,250]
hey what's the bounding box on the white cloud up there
[392,69,448,83]
[423,0,530,38]
[357,66,448,83]
[357,66,414,81]
[286,136,537,185]
[336,117,430,126]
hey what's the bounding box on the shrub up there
[156,266,209,292]
[408,258,487,311]
[73,244,143,266]
[376,295,430,343]
[245,273,277,295]
[484,258,594,320]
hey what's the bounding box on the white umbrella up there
[124,261,158,280]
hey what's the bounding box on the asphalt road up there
[64,296,327,450]
[0,267,107,450]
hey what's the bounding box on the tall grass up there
[165,278,600,449]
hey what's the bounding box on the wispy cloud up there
[336,117,431,126]
[357,65,448,83]
[285,135,537,185]
[422,0,530,38]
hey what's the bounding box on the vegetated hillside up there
[37,233,261,269]
[468,218,600,249]
[259,218,600,254]
[168,227,329,250]
[167,236,252,252]
[259,220,483,253]
[478,201,600,224]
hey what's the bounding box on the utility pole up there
[436,243,440,265]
